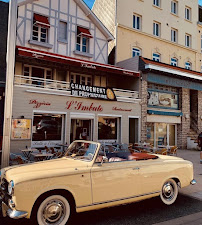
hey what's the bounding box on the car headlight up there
[8,180,14,195]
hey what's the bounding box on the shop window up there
[32,14,50,43]
[76,26,92,53]
[32,113,63,142]
[152,53,160,62]
[147,123,154,145]
[70,74,92,86]
[148,83,179,109]
[132,48,141,57]
[133,14,141,30]
[98,117,118,140]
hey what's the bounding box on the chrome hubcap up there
[162,182,175,201]
[42,200,66,224]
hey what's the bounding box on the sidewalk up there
[177,149,202,200]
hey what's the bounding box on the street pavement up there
[0,149,201,225]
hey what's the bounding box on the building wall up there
[11,86,141,153]
[92,0,116,55]
[17,0,109,64]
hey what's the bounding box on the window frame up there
[171,28,177,43]
[133,14,141,30]
[32,24,48,43]
[152,53,160,62]
[185,6,191,21]
[153,0,160,7]
[171,1,178,15]
[132,48,141,57]
[171,58,178,67]
[70,73,93,86]
[153,22,160,37]
[185,33,191,48]
[185,62,191,70]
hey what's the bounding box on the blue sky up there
[0,0,202,8]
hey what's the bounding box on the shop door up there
[70,119,92,142]
[129,118,138,144]
[168,124,176,146]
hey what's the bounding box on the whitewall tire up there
[36,195,71,225]
[160,179,178,205]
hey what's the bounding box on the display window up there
[32,113,63,142]
[98,117,118,140]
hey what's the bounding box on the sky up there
[0,0,202,9]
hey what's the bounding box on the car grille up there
[0,178,10,205]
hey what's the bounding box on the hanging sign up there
[70,83,116,101]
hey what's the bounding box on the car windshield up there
[65,141,98,161]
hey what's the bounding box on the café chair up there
[155,148,168,155]
[169,146,178,156]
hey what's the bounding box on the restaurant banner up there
[70,83,116,101]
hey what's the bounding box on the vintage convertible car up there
[0,140,196,225]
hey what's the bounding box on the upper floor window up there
[76,26,92,53]
[171,58,178,66]
[185,6,191,21]
[32,14,50,43]
[171,1,177,15]
[153,22,160,37]
[153,53,160,62]
[133,14,141,30]
[70,74,92,86]
[132,48,141,57]
[185,62,191,70]
[185,34,191,47]
[59,21,67,41]
[153,0,160,7]
[171,28,177,43]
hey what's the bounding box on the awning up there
[34,13,50,28]
[77,26,93,38]
[16,46,139,77]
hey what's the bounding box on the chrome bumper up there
[190,179,197,185]
[2,201,28,219]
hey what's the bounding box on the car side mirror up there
[100,156,108,165]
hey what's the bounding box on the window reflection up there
[98,117,117,140]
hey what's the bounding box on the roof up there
[140,57,202,81]
[17,0,114,41]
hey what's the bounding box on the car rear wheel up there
[36,195,71,225]
[160,179,178,205]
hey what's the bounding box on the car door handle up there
[133,167,140,170]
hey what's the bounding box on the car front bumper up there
[2,201,28,219]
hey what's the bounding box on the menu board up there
[11,119,31,140]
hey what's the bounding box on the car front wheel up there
[36,195,71,225]
[160,179,178,205]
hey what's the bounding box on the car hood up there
[2,157,91,184]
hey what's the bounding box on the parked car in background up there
[0,140,196,224]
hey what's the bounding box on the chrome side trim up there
[77,191,160,209]
[190,179,197,185]
[2,202,28,219]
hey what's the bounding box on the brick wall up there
[177,88,190,149]
[140,73,147,142]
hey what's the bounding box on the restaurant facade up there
[10,0,141,153]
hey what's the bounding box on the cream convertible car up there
[1,141,196,225]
